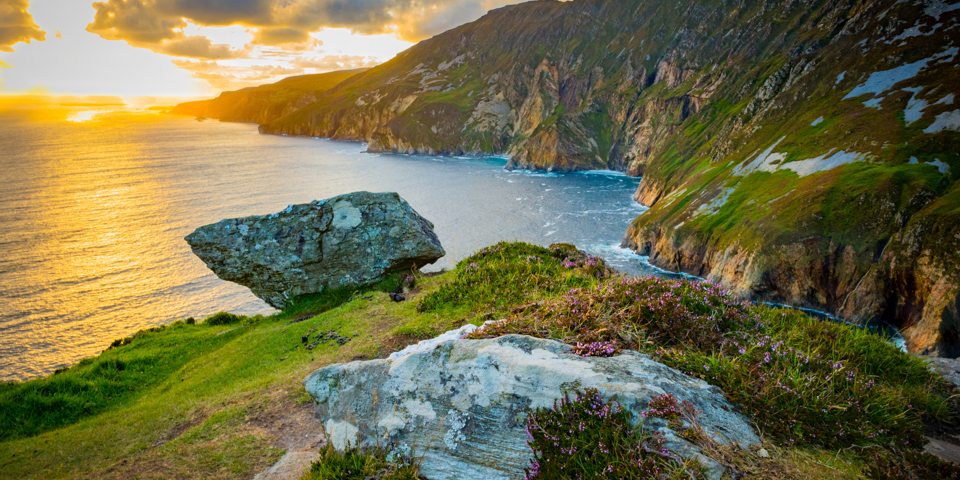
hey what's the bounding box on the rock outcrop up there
[185,192,444,308]
[303,334,759,480]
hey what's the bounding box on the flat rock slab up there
[304,334,759,480]
[253,451,320,480]
[185,191,444,308]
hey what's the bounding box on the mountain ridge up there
[168,68,368,124]
[174,0,960,355]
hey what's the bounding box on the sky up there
[0,0,527,98]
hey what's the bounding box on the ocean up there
[0,106,665,382]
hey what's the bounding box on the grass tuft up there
[299,443,424,480]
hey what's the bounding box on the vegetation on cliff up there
[171,0,960,356]
[171,0,960,355]
[1,243,959,479]
[169,69,367,124]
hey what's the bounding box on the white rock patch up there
[331,201,362,229]
[924,110,960,133]
[904,87,927,125]
[781,151,868,177]
[733,138,868,178]
[324,419,359,450]
[910,156,952,175]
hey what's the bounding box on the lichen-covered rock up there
[303,334,758,480]
[185,191,444,308]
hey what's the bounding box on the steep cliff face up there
[259,0,743,171]
[169,69,366,124]
[615,0,960,355]
[257,0,960,354]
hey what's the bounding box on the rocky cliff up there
[209,0,960,354]
[169,69,366,124]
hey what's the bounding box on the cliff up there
[169,69,367,124]
[198,0,960,354]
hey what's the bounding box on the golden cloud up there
[87,0,523,50]
[290,54,380,70]
[87,0,246,59]
[0,0,46,52]
[171,58,304,90]
[83,0,522,91]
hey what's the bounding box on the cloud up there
[290,54,379,70]
[252,27,313,46]
[85,0,525,91]
[0,0,46,52]
[171,58,304,90]
[87,0,245,59]
[159,35,242,59]
[87,0,524,48]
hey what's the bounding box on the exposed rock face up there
[303,334,759,480]
[185,192,444,308]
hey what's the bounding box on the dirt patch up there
[150,411,209,448]
[246,389,325,452]
[374,333,423,359]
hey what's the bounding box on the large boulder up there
[185,191,444,308]
[303,334,759,480]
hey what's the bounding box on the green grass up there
[0,319,250,442]
[0,270,448,479]
[1,242,957,480]
[415,241,613,320]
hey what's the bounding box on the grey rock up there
[303,334,759,480]
[185,191,444,308]
[253,451,320,480]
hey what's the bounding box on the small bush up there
[863,450,960,479]
[203,311,243,326]
[416,241,615,316]
[468,276,757,351]
[300,443,423,480]
[524,388,699,479]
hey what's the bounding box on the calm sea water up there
[0,107,667,382]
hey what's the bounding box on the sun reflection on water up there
[64,109,107,123]
[0,109,645,382]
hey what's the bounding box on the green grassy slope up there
[1,243,957,479]
[169,69,367,124]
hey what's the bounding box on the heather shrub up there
[524,388,699,480]
[468,276,758,352]
[468,275,955,450]
[863,450,960,479]
[203,311,243,326]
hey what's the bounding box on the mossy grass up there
[416,241,614,320]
